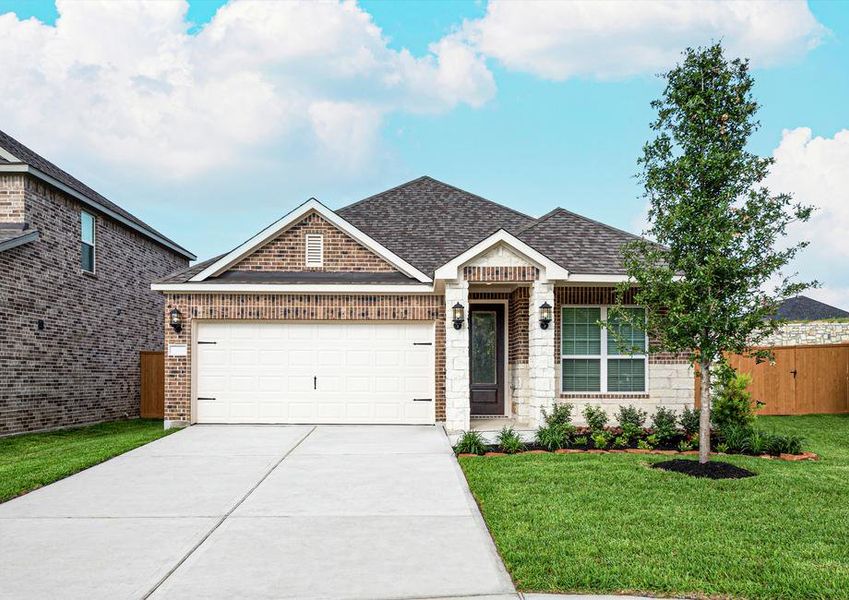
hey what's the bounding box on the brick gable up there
[230,211,398,273]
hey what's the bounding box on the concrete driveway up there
[0,425,515,600]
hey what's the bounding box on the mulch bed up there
[652,458,757,479]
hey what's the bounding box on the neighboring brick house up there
[152,176,693,432]
[0,130,195,435]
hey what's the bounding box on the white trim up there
[151,282,435,293]
[560,305,648,394]
[468,298,510,418]
[0,229,39,252]
[434,229,569,281]
[0,163,195,260]
[190,198,431,283]
[0,146,20,162]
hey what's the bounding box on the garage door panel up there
[195,321,434,424]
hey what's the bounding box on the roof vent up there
[305,234,323,267]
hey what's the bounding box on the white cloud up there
[0,0,494,177]
[766,128,849,306]
[460,0,826,80]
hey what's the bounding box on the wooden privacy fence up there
[140,351,165,419]
[696,343,849,415]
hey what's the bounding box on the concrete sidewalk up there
[0,424,515,600]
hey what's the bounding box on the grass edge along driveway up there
[460,414,849,600]
[0,419,174,503]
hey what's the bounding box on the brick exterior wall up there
[508,287,529,364]
[0,174,25,222]
[0,174,189,435]
[231,211,397,272]
[463,266,538,282]
[163,293,446,424]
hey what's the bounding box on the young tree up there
[616,43,814,464]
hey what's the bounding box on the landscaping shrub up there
[616,405,648,429]
[496,426,526,454]
[747,429,770,455]
[712,370,756,434]
[542,402,574,427]
[591,430,612,449]
[536,423,574,451]
[620,422,644,445]
[582,405,608,432]
[767,432,804,455]
[721,424,752,454]
[679,406,700,437]
[454,430,487,455]
[637,439,653,450]
[573,435,588,448]
[678,437,697,452]
[651,407,679,444]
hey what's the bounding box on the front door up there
[469,304,505,416]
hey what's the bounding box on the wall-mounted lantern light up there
[452,302,465,330]
[539,301,552,330]
[169,308,183,334]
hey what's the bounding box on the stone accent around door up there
[528,280,555,428]
[444,281,470,432]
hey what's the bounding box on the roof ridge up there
[338,175,536,222]
[531,206,648,242]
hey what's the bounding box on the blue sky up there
[0,1,847,304]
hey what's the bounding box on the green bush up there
[678,437,697,452]
[748,429,770,455]
[573,435,588,448]
[712,371,756,434]
[583,405,608,432]
[767,432,804,455]
[679,406,700,437]
[651,407,679,444]
[536,423,574,451]
[637,438,653,450]
[616,405,648,429]
[721,424,752,453]
[542,403,574,427]
[454,430,487,455]
[591,430,612,449]
[620,422,644,445]
[646,433,660,448]
[496,426,526,454]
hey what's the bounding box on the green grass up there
[0,419,175,503]
[460,414,849,599]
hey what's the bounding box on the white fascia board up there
[189,198,431,283]
[0,146,21,162]
[150,283,435,294]
[0,164,196,260]
[433,229,570,281]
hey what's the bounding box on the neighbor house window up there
[561,306,647,393]
[305,234,323,267]
[80,211,95,273]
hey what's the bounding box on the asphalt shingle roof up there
[773,295,849,321]
[0,129,193,259]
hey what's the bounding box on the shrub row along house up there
[0,131,195,435]
[152,176,694,431]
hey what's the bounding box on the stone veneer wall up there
[759,322,849,346]
[0,173,25,222]
[553,286,694,424]
[1,174,189,434]
[163,293,445,426]
[231,211,396,272]
[444,282,469,431]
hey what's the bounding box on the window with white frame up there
[80,211,95,273]
[561,306,647,393]
[305,234,323,266]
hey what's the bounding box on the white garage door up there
[195,321,435,424]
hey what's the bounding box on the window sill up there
[81,270,97,279]
[560,392,649,399]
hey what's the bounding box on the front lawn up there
[0,419,174,503]
[460,414,849,599]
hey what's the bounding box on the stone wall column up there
[528,280,555,428]
[444,280,470,432]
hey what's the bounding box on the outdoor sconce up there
[169,308,183,334]
[539,301,552,330]
[452,302,465,330]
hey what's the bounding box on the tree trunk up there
[699,358,712,464]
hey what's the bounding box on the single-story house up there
[152,176,693,432]
[0,130,195,435]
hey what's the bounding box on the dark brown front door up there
[469,303,505,416]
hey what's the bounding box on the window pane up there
[562,358,600,392]
[607,307,646,355]
[80,242,94,272]
[81,212,95,245]
[471,312,497,384]
[607,358,646,392]
[561,307,601,355]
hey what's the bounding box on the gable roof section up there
[190,198,432,283]
[516,208,644,276]
[772,295,849,321]
[338,176,536,276]
[0,129,194,260]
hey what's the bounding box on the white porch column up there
[528,280,555,428]
[444,280,470,432]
